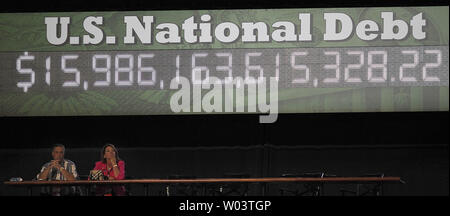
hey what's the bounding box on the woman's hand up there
[109,157,117,166]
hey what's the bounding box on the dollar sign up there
[16,52,35,93]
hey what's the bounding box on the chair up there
[340,173,385,196]
[207,173,250,196]
[165,175,199,196]
[84,174,132,196]
[279,172,336,196]
[124,175,133,196]
[75,174,89,196]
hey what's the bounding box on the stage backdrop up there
[0,112,448,195]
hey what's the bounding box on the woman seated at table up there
[90,143,127,196]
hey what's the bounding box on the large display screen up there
[0,6,448,117]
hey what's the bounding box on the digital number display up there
[5,46,448,93]
[0,6,448,116]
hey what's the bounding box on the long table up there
[4,177,405,196]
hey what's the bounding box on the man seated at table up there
[36,144,79,196]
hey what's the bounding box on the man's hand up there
[51,160,62,170]
[38,160,62,180]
